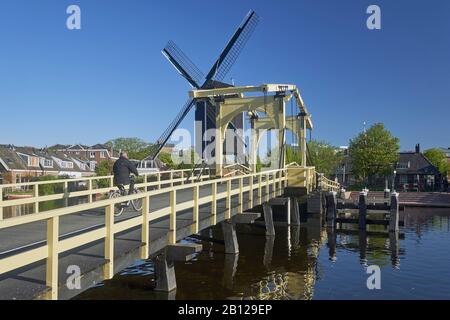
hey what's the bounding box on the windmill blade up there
[145,98,196,160]
[204,10,259,84]
[162,41,204,88]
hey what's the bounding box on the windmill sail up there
[205,10,259,83]
[146,98,196,160]
[162,41,204,88]
[147,11,259,160]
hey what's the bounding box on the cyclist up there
[113,152,139,197]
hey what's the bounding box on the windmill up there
[146,10,260,161]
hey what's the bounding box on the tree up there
[285,140,342,176]
[95,160,113,188]
[307,140,343,176]
[158,152,176,169]
[424,148,449,175]
[105,137,151,160]
[349,123,400,184]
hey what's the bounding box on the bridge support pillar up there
[222,220,239,254]
[154,243,202,292]
[263,203,275,236]
[290,198,301,226]
[154,253,177,292]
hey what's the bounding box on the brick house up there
[0,145,95,184]
[50,144,119,171]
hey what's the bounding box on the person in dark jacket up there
[113,152,139,195]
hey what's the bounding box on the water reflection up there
[76,207,450,300]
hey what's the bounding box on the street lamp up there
[392,169,397,193]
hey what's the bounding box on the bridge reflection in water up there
[76,210,406,300]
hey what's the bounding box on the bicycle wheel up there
[109,191,124,216]
[131,189,143,212]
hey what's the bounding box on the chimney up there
[415,144,421,154]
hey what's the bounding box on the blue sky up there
[0,0,449,151]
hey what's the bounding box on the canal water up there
[76,207,450,300]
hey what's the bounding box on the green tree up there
[285,140,342,176]
[349,123,400,185]
[424,148,449,175]
[95,160,113,188]
[158,152,176,169]
[105,137,151,160]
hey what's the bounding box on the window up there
[90,162,96,171]
[60,161,74,169]
[100,151,106,158]
[90,152,96,158]
[40,158,53,168]
[399,175,408,184]
[28,156,39,167]
[79,163,86,170]
[397,162,410,169]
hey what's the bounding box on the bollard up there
[359,191,368,231]
[326,192,337,228]
[389,192,400,232]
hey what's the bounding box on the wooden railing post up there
[249,176,254,209]
[193,185,199,233]
[157,173,161,190]
[211,182,217,225]
[181,172,185,185]
[169,190,177,244]
[238,177,243,213]
[272,172,276,197]
[170,172,174,187]
[34,184,39,213]
[64,181,69,207]
[104,204,114,280]
[140,196,150,259]
[46,216,59,300]
[226,179,231,219]
[258,175,262,205]
[265,174,270,202]
[88,179,93,203]
[110,176,114,188]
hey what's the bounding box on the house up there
[333,144,441,191]
[50,144,119,171]
[394,145,441,192]
[0,145,95,184]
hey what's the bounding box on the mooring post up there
[326,228,337,262]
[326,191,337,228]
[389,231,400,269]
[359,191,368,231]
[222,220,239,254]
[290,198,301,226]
[389,192,400,232]
[263,202,275,236]
[154,252,177,292]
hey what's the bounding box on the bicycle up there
[108,179,143,217]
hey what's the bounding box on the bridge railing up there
[317,173,340,192]
[0,168,287,299]
[0,167,211,221]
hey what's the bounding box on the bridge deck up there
[0,179,278,300]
